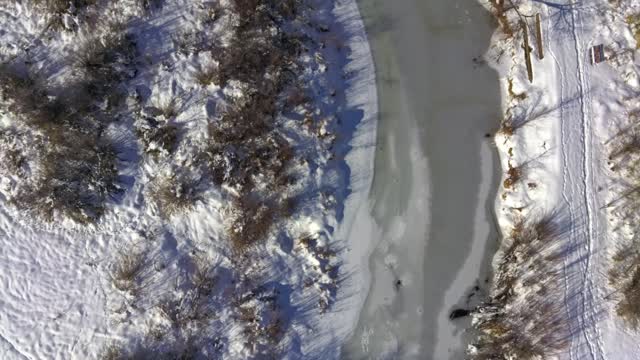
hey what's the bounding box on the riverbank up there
[341,0,501,358]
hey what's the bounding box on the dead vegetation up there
[136,120,180,155]
[194,64,218,87]
[199,0,305,253]
[606,119,640,328]
[0,25,137,223]
[149,172,203,217]
[232,284,288,354]
[14,133,121,223]
[111,249,147,294]
[470,211,571,359]
[488,0,514,37]
[227,194,276,252]
[626,13,640,49]
[503,162,523,188]
[101,251,230,359]
[32,0,97,31]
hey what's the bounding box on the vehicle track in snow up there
[547,1,605,359]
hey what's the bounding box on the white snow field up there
[0,0,377,358]
[472,0,640,359]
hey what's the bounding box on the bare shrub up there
[609,129,640,160]
[149,172,203,216]
[213,35,281,87]
[231,0,300,25]
[188,254,217,298]
[200,1,224,25]
[616,266,640,329]
[137,0,163,13]
[157,98,179,120]
[0,64,66,129]
[206,91,293,192]
[487,0,514,37]
[136,121,180,155]
[98,342,126,360]
[33,0,96,15]
[228,194,275,252]
[194,64,218,87]
[75,29,137,99]
[233,285,287,354]
[14,133,121,223]
[111,249,147,293]
[472,300,568,359]
[503,162,523,188]
[31,0,97,31]
[626,14,640,49]
[471,211,571,359]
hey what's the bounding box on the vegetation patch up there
[470,211,571,359]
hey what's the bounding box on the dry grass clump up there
[204,0,304,254]
[14,132,121,223]
[149,172,203,216]
[503,162,523,188]
[470,211,571,359]
[609,129,640,161]
[98,342,126,360]
[233,285,288,354]
[31,0,97,30]
[136,121,180,155]
[194,64,219,87]
[615,265,640,329]
[507,78,527,101]
[227,194,275,252]
[111,249,147,294]
[626,14,640,49]
[157,98,180,120]
[103,254,224,359]
[488,0,514,37]
[76,29,137,100]
[605,119,640,328]
[0,26,137,223]
[472,299,568,359]
[609,236,640,328]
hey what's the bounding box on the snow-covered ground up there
[0,0,377,358]
[472,0,640,358]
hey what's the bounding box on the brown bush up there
[194,64,218,87]
[149,172,203,217]
[75,29,137,99]
[488,0,514,37]
[228,194,275,252]
[472,211,571,359]
[503,162,522,188]
[136,122,180,155]
[111,249,147,294]
[14,132,120,223]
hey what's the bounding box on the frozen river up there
[341,0,502,359]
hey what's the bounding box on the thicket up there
[607,122,640,328]
[470,212,571,359]
[0,28,136,223]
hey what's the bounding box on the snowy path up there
[547,1,606,359]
